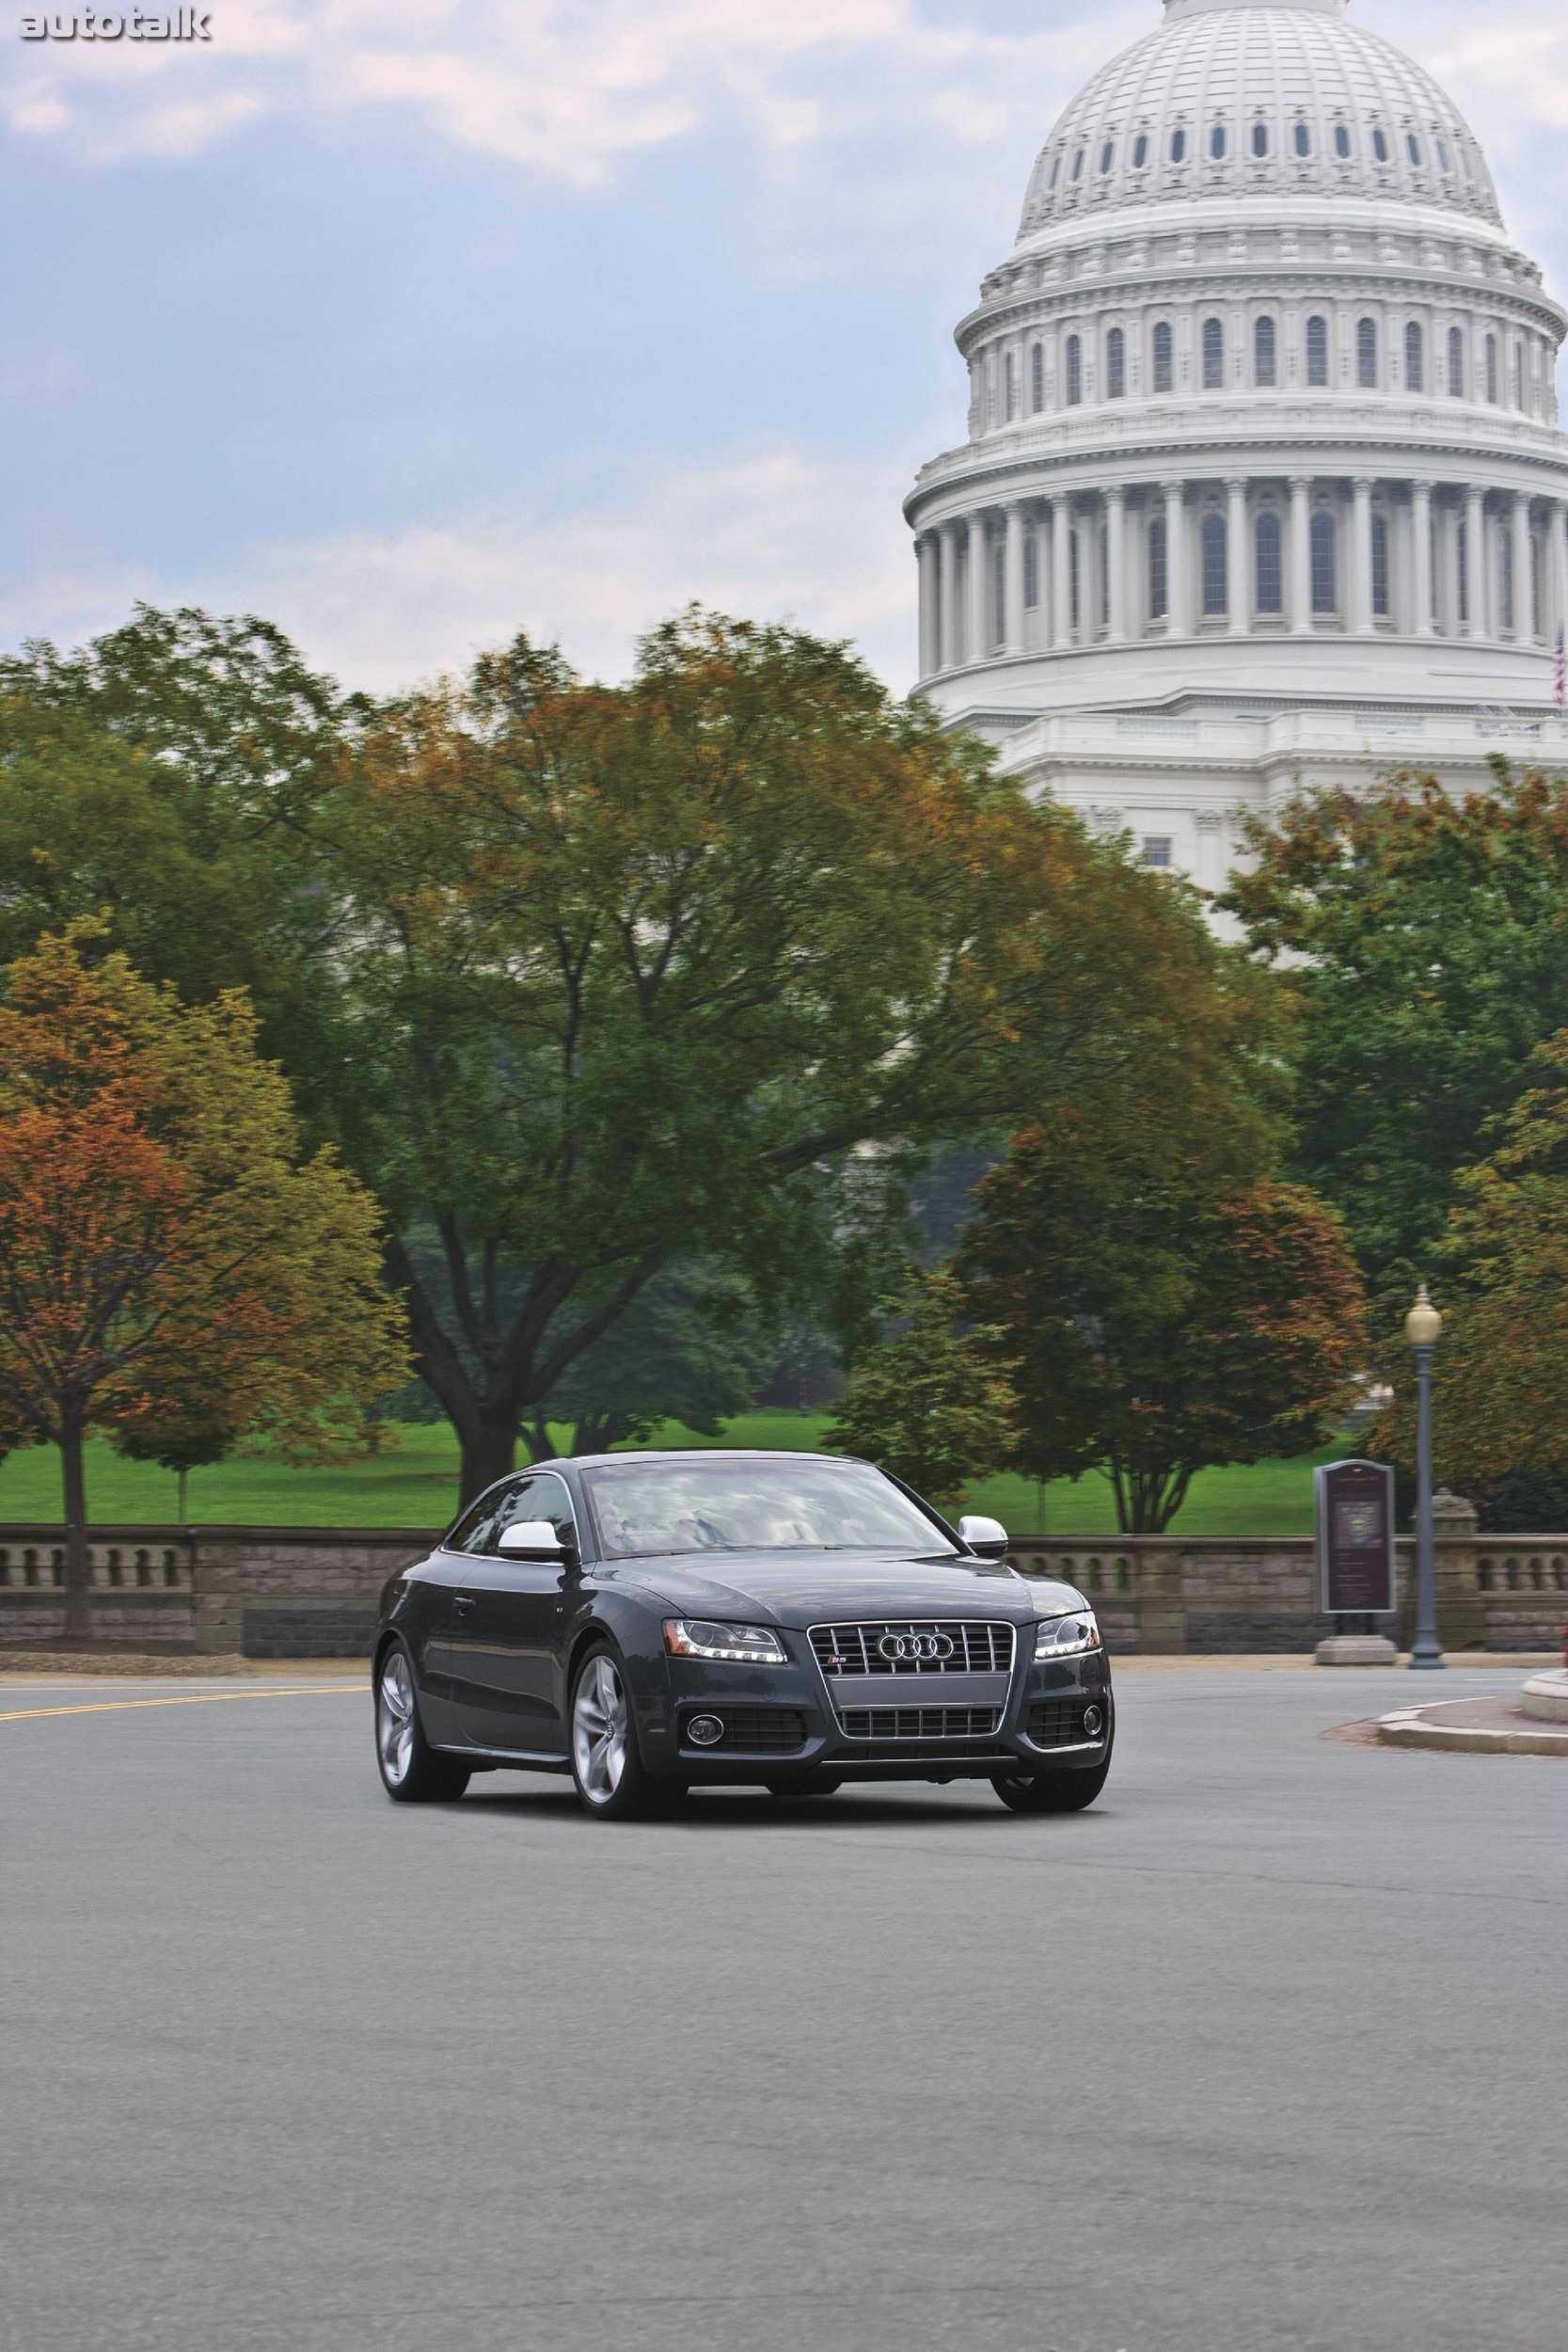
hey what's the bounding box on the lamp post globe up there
[1406,1287,1445,1671]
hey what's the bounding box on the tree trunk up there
[60,1417,92,1645]
[458,1419,518,1507]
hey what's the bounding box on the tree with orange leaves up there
[0,927,409,1639]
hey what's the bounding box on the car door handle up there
[453,1594,474,1616]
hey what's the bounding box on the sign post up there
[1314,1459,1398,1662]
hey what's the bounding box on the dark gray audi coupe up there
[372,1450,1113,1819]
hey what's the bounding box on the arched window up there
[1294,121,1311,157]
[1371,514,1389,616]
[1357,317,1378,389]
[1005,350,1017,420]
[1202,317,1225,389]
[1335,123,1352,159]
[1404,321,1424,392]
[1153,321,1174,394]
[1307,314,1329,387]
[1211,123,1227,160]
[1148,516,1168,620]
[1311,512,1338,612]
[1256,513,1283,613]
[1071,149,1085,181]
[1066,334,1083,406]
[1101,141,1116,174]
[1485,333,1499,404]
[1406,134,1422,167]
[1106,327,1126,399]
[1499,530,1513,631]
[1437,138,1452,172]
[1511,343,1524,408]
[1050,155,1062,189]
[1255,316,1277,388]
[1372,127,1389,163]
[1132,134,1148,169]
[1171,127,1187,164]
[1201,513,1227,615]
[1031,342,1045,413]
[1253,122,1269,158]
[1023,534,1039,611]
[1448,326,1465,398]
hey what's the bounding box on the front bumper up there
[637,1638,1113,1785]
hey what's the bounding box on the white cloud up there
[2,0,1134,183]
[214,445,920,695]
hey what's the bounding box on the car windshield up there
[581,1456,958,1561]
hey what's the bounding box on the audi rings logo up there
[879,1630,955,1663]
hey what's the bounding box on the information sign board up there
[1315,1458,1396,1616]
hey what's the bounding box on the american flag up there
[1558,625,1567,715]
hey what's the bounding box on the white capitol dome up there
[905,0,1568,887]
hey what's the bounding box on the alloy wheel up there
[377,1649,416,1788]
[573,1654,629,1805]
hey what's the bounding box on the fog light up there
[687,1714,725,1746]
[1084,1705,1104,1739]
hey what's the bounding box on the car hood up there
[600,1549,1086,1626]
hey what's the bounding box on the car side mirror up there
[497,1519,570,1561]
[958,1514,1009,1560]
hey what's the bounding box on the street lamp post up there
[1405,1284,1445,1670]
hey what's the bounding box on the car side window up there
[451,1478,526,1556]
[492,1472,579,1555]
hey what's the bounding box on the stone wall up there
[1,1521,1562,1656]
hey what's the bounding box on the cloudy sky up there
[4,0,1567,696]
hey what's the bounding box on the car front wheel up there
[569,1644,663,1820]
[375,1641,470,1804]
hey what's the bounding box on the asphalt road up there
[2,1665,1560,2352]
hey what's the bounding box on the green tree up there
[522,1265,773,1457]
[1217,763,1568,1308]
[322,610,1273,1503]
[1370,1033,1568,1488]
[0,928,408,1637]
[822,1270,1019,1514]
[961,1136,1365,1533]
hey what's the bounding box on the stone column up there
[1411,482,1434,638]
[1350,477,1374,634]
[1164,482,1188,636]
[1227,477,1248,635]
[1511,491,1534,641]
[1553,501,1568,646]
[1004,501,1026,657]
[967,511,990,662]
[916,533,940,678]
[1105,485,1128,644]
[1289,476,1312,633]
[1465,486,1486,639]
[1053,498,1074,647]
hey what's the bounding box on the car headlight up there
[664,1618,788,1665]
[1036,1612,1101,1659]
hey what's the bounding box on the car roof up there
[547,1449,869,1471]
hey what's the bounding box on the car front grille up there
[839,1706,1003,1740]
[683,1708,809,1755]
[809,1621,1016,1677]
[1028,1699,1096,1749]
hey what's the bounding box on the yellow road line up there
[0,1685,368,1723]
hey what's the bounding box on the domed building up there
[905,0,1568,884]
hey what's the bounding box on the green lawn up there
[0,1414,1354,1536]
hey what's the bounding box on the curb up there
[1376,1705,1568,1756]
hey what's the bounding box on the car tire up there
[375,1640,470,1804]
[991,1757,1111,1813]
[569,1643,662,1820]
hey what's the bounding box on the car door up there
[446,1472,579,1755]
